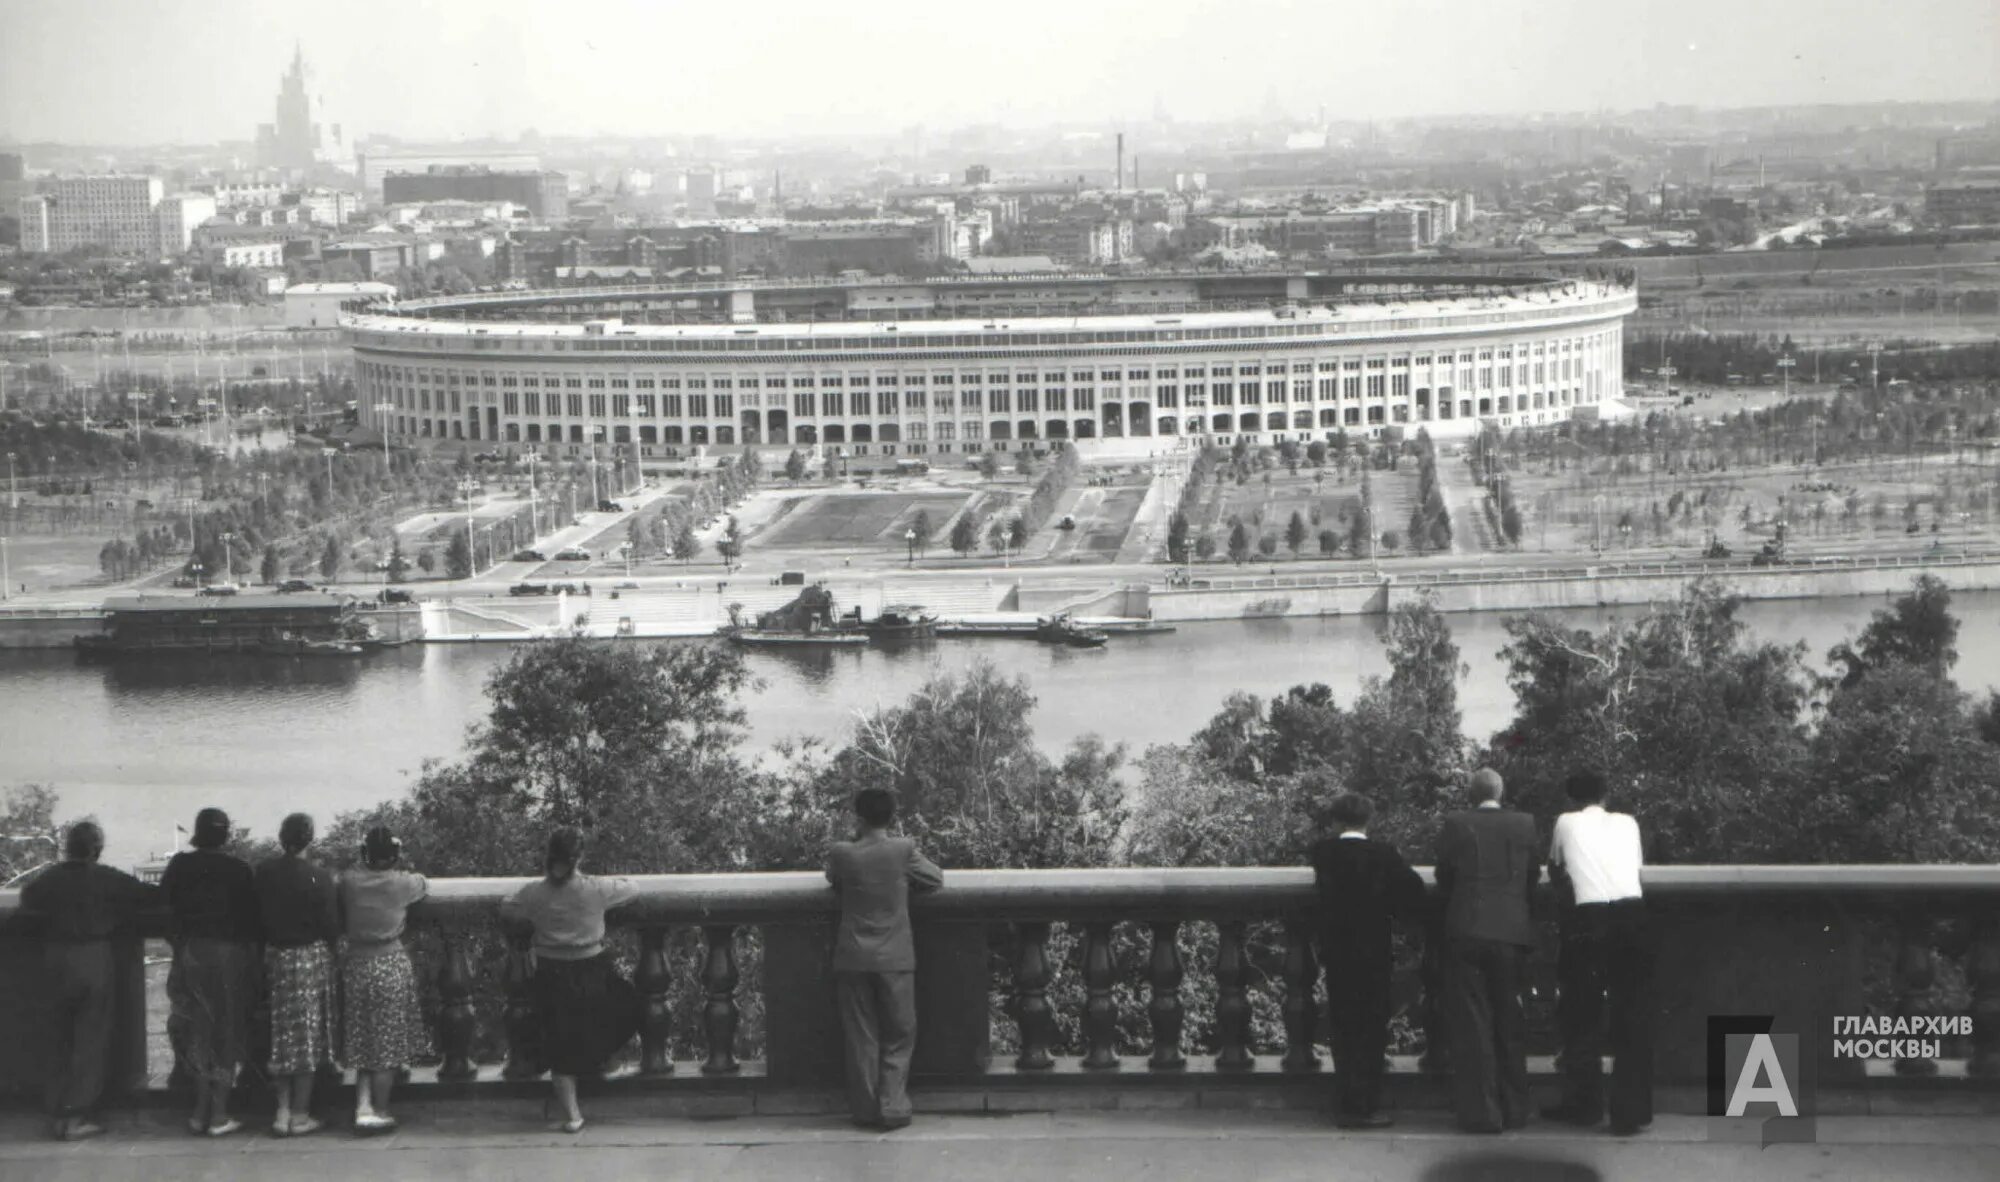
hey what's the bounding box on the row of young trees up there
[1408,431,1454,555]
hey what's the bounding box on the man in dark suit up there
[1310,792,1428,1128]
[1434,767,1541,1133]
[825,788,944,1130]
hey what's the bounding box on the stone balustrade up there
[2,865,1996,1110]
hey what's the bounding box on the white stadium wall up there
[343,273,1637,463]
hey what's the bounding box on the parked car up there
[171,575,198,588]
[555,548,591,561]
[776,571,806,586]
[379,587,414,604]
[275,579,316,594]
[509,583,552,596]
[597,500,623,513]
[511,549,547,563]
[196,583,240,597]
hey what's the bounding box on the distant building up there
[1191,208,1420,257]
[0,153,24,182]
[358,150,540,197]
[686,168,718,217]
[255,46,352,171]
[210,181,286,208]
[206,240,287,270]
[965,164,992,185]
[1926,180,2000,227]
[17,176,213,256]
[294,188,362,226]
[383,166,567,219]
[285,280,397,328]
[322,239,419,279]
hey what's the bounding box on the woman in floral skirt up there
[254,813,340,1137]
[337,826,429,1133]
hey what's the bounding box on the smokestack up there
[1132,154,1139,192]
[1116,132,1124,192]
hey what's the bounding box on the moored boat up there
[724,627,869,648]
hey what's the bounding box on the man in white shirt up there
[1543,768,1654,1136]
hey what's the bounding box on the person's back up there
[824,788,942,1130]
[1310,834,1426,963]
[162,848,259,942]
[827,832,940,973]
[21,860,149,944]
[1437,806,1539,947]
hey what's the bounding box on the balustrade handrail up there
[5,863,1998,928]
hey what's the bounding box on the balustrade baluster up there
[1013,921,1056,1070]
[436,933,478,1081]
[638,926,675,1075]
[700,924,740,1075]
[499,928,541,1079]
[1147,920,1186,1070]
[1967,917,2000,1077]
[1281,917,1321,1072]
[1214,921,1253,1071]
[1081,921,1120,1070]
[1894,914,1940,1076]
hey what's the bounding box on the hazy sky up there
[2,0,1996,144]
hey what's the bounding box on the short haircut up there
[854,788,896,828]
[545,826,583,881]
[1469,767,1505,804]
[64,821,104,862]
[278,813,316,854]
[192,808,231,850]
[1327,793,1375,832]
[1564,769,1608,805]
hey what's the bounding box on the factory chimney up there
[1116,132,1125,192]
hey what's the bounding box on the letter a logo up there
[1727,1033,1798,1117]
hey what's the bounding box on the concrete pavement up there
[3,1105,1996,1182]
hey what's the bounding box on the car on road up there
[379,588,414,604]
[274,579,316,594]
[597,500,623,512]
[555,548,591,561]
[511,549,547,563]
[196,583,241,597]
[509,583,553,596]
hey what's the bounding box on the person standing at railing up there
[825,788,944,1131]
[1434,767,1541,1135]
[1542,769,1653,1137]
[501,827,642,1135]
[255,813,340,1138]
[337,826,429,1134]
[16,821,155,1142]
[1309,793,1428,1129]
[160,807,261,1138]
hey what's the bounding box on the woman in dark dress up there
[160,807,261,1138]
[500,828,641,1133]
[254,813,340,1137]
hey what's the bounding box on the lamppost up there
[190,560,205,589]
[590,427,605,508]
[458,476,480,578]
[320,446,337,496]
[1,535,10,601]
[5,452,15,512]
[837,447,849,481]
[1868,342,1883,396]
[374,402,395,464]
[126,392,147,444]
[219,532,236,584]
[905,527,917,567]
[1777,354,1795,402]
[524,450,541,541]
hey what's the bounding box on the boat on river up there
[723,627,868,648]
[262,632,368,657]
[860,604,939,640]
[1037,613,1109,648]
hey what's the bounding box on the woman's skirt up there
[339,945,429,1072]
[265,942,338,1076]
[167,937,259,1088]
[532,953,640,1077]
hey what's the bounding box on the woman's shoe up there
[186,1117,208,1137]
[548,1118,586,1134]
[354,1113,396,1134]
[290,1116,323,1137]
[207,1118,243,1138]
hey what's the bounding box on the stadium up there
[344,272,1638,464]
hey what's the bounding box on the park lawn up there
[756,490,971,549]
[1207,471,1366,542]
[1,532,122,590]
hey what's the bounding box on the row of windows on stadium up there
[382,393,1590,446]
[371,373,1607,419]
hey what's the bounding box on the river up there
[3,591,1995,867]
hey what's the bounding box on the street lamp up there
[5,452,15,512]
[126,392,147,444]
[1,535,10,601]
[219,531,236,584]
[524,450,541,541]
[1868,342,1883,396]
[373,402,395,464]
[1777,355,1796,402]
[590,427,605,509]
[905,527,917,567]
[320,446,337,496]
[458,476,481,579]
[190,560,205,589]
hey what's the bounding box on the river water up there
[3,592,1996,867]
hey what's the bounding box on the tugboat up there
[261,630,368,657]
[1036,612,1109,649]
[860,604,938,640]
[720,585,869,648]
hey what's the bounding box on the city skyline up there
[2,0,1998,147]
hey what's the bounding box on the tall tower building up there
[256,45,351,171]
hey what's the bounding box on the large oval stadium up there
[344,272,1637,463]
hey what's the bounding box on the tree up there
[1166,511,1190,562]
[445,531,473,580]
[1378,530,1400,552]
[911,509,933,556]
[783,449,808,484]
[1227,521,1251,564]
[259,544,282,586]
[1194,532,1216,560]
[1829,574,1959,686]
[1257,533,1278,557]
[674,521,701,565]
[1009,516,1030,552]
[1317,528,1339,556]
[1500,502,1523,545]
[949,511,979,557]
[386,540,410,583]
[0,783,62,883]
[977,452,1001,480]
[319,534,343,581]
[417,547,438,574]
[1284,510,1308,556]
[716,516,742,569]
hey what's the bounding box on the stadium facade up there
[345,272,1637,462]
